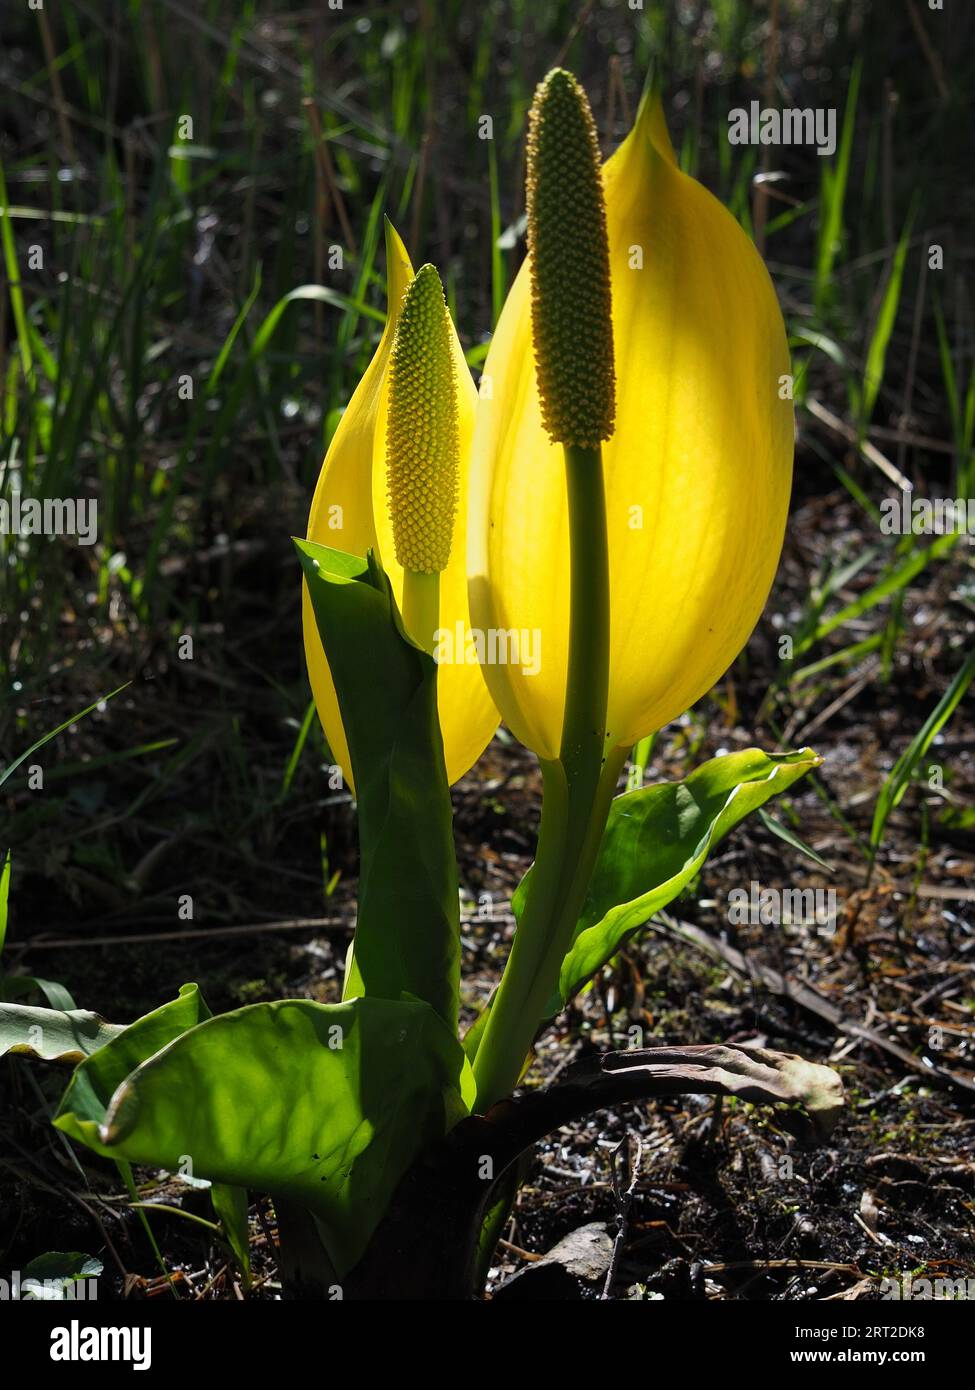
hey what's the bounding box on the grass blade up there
[0,685,129,791]
[858,206,915,431]
[870,645,975,859]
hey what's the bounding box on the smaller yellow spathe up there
[303,220,498,788]
[468,90,794,762]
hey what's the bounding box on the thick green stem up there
[558,444,611,785]
[473,444,618,1112]
[402,568,440,654]
[471,751,624,1111]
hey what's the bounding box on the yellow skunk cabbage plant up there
[4,70,843,1301]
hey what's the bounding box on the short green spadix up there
[386,263,459,651]
[303,221,497,789]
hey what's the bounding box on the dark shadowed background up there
[1,0,973,1299]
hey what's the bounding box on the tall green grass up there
[1,0,971,887]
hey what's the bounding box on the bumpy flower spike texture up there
[526,68,616,447]
[386,264,460,574]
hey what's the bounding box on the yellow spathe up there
[468,90,794,761]
[303,220,498,787]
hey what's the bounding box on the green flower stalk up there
[386,262,460,652]
[471,69,621,1111]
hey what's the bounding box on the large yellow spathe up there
[468,92,794,762]
[303,220,498,787]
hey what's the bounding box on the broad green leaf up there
[20,1252,103,1300]
[551,748,820,1010]
[49,982,250,1251]
[55,996,474,1278]
[296,541,459,1031]
[54,982,211,1126]
[0,1002,124,1063]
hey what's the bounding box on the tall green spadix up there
[386,263,460,652]
[526,68,616,447]
[471,69,619,1113]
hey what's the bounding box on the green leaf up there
[53,982,254,1280]
[796,531,958,656]
[858,205,915,430]
[0,157,34,384]
[551,748,821,1010]
[0,1002,124,1063]
[296,540,459,1031]
[0,975,78,1010]
[814,58,860,314]
[0,685,128,791]
[53,982,211,1126]
[757,809,834,872]
[42,981,254,1284]
[20,1252,103,1300]
[210,1182,251,1285]
[55,995,474,1278]
[0,848,10,958]
[462,994,493,1061]
[871,644,975,854]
